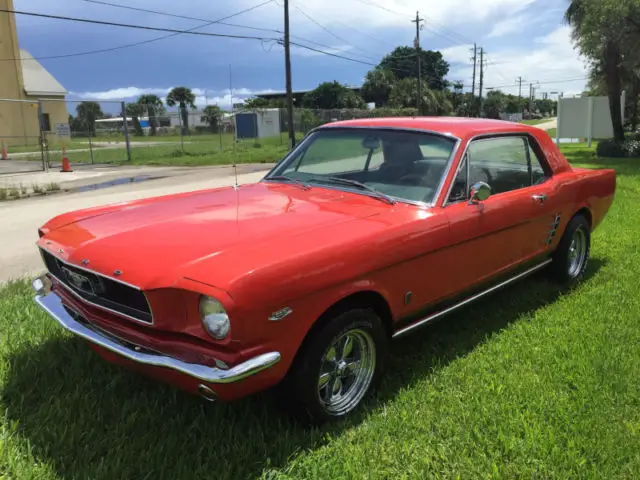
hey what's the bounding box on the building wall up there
[0,0,68,146]
[0,0,29,145]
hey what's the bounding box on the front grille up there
[40,248,153,324]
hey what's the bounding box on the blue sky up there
[13,0,588,109]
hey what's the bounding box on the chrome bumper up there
[33,283,281,385]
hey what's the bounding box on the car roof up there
[321,116,536,139]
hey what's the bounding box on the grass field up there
[520,118,553,126]
[13,132,292,167]
[1,143,639,478]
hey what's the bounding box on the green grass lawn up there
[1,144,640,478]
[521,118,553,126]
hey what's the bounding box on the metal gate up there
[1,98,133,175]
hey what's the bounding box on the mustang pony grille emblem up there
[61,267,95,295]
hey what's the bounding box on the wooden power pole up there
[283,0,295,148]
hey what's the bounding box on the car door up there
[441,134,559,295]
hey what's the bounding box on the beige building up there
[0,0,68,146]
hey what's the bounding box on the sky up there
[12,0,589,110]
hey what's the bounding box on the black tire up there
[284,308,388,425]
[549,214,591,286]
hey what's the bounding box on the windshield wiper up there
[266,175,311,190]
[309,176,396,205]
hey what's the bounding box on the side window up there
[447,153,468,203]
[468,136,531,195]
[527,139,548,185]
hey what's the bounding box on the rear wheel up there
[285,308,388,424]
[549,214,590,286]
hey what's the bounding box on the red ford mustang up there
[33,117,616,423]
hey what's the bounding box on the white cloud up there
[487,15,527,38]
[445,25,588,97]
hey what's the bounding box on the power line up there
[290,4,380,62]
[1,3,278,62]
[350,0,474,45]
[0,8,278,42]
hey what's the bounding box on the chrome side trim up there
[34,290,281,384]
[49,272,154,326]
[38,245,142,290]
[547,214,561,245]
[392,259,553,339]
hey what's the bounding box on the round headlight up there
[199,296,230,340]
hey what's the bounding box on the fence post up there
[89,134,95,164]
[121,101,132,162]
[37,100,48,172]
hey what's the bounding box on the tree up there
[75,101,104,135]
[166,87,196,134]
[482,91,506,119]
[302,81,365,109]
[564,0,640,141]
[201,105,223,132]
[388,77,449,114]
[378,46,450,90]
[137,94,165,136]
[361,68,396,107]
[243,96,270,109]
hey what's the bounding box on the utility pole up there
[478,47,484,117]
[516,76,524,98]
[412,11,424,115]
[528,82,537,117]
[471,43,477,103]
[283,0,295,149]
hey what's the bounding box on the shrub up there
[596,139,627,158]
[595,138,640,158]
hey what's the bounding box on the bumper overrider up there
[32,276,281,388]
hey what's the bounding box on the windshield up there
[265,128,457,204]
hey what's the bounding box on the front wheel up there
[549,214,591,286]
[285,308,388,424]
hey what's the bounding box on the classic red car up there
[33,117,616,423]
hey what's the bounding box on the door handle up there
[532,194,547,204]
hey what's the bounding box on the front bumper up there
[33,279,281,385]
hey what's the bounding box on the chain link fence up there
[1,99,424,175]
[0,98,46,175]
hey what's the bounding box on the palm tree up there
[75,101,104,135]
[166,87,196,135]
[136,94,164,136]
[200,105,222,132]
[564,1,625,141]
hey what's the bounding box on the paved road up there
[0,165,270,284]
[533,118,557,131]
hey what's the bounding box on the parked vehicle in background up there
[33,117,616,423]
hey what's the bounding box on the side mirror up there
[468,181,491,204]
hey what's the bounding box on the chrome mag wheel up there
[567,226,587,278]
[317,328,376,416]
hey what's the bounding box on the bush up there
[596,139,627,157]
[596,138,640,158]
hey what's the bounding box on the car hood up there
[39,182,390,290]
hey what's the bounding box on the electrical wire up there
[291,4,380,62]
[0,4,278,62]
[81,0,281,34]
[350,0,475,45]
